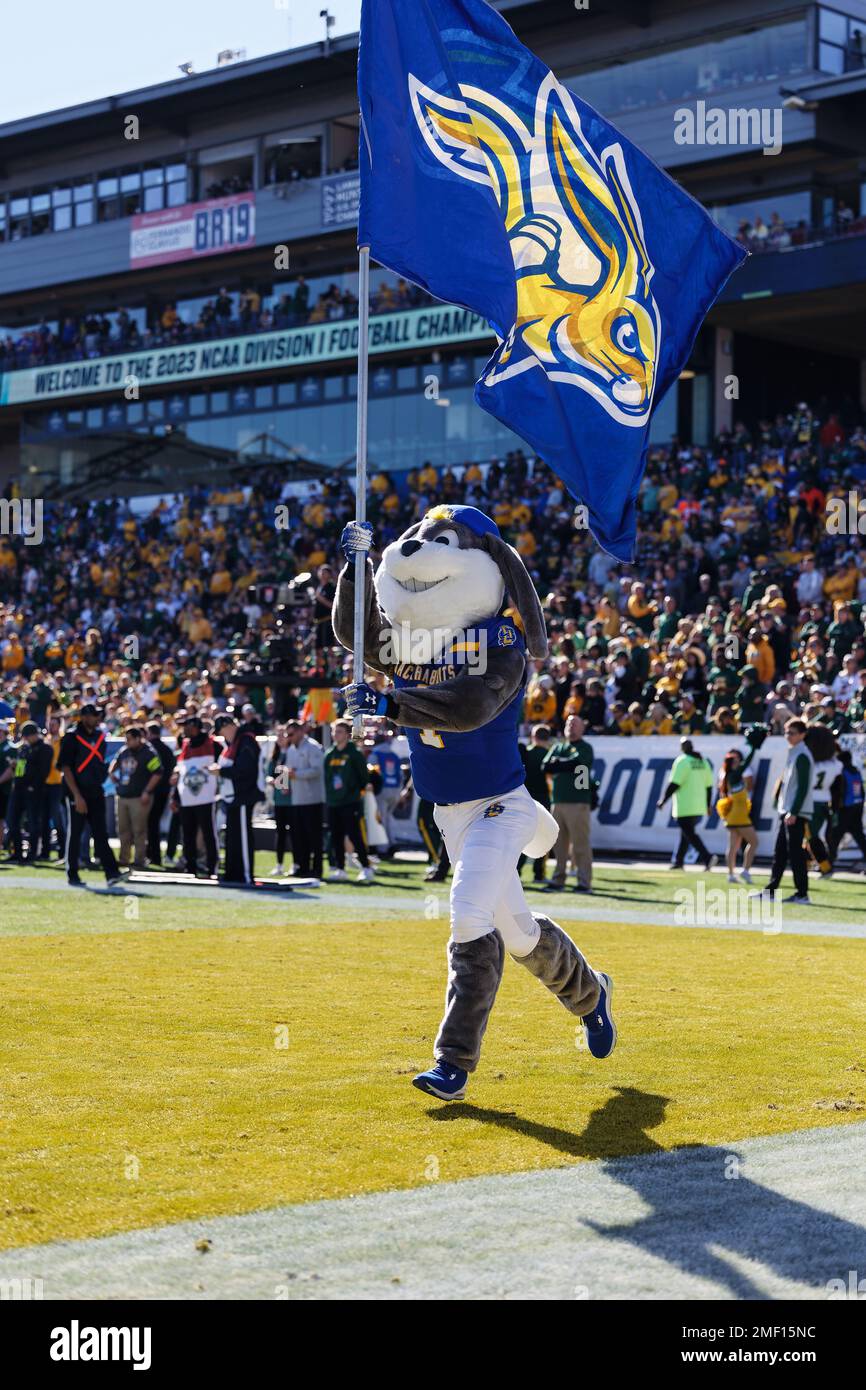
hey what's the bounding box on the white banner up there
[589,733,866,862]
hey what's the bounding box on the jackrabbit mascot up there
[335,504,616,1101]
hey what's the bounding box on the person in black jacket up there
[58,704,123,887]
[214,714,262,885]
[6,722,53,862]
[145,719,176,865]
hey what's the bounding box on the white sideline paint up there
[1,876,865,938]
[2,1123,865,1301]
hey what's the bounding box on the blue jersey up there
[370,746,403,789]
[843,767,864,807]
[394,614,526,803]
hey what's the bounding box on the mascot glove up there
[340,521,374,564]
[342,682,397,719]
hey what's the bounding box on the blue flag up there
[358,0,746,559]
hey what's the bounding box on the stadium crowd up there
[733,203,866,252]
[0,275,432,373]
[1,394,865,869]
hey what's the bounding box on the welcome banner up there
[0,305,492,408]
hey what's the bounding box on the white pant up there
[434,784,541,956]
[377,786,402,844]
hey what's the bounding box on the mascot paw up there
[342,682,393,718]
[340,520,374,563]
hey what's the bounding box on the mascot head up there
[375,504,548,661]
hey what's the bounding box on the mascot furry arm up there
[332,507,548,733]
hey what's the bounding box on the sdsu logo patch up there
[496,624,517,648]
[484,802,505,819]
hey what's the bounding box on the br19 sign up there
[195,197,254,253]
[130,192,257,269]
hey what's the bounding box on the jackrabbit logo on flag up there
[358,0,746,559]
[409,71,659,427]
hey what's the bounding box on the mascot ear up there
[398,522,422,543]
[481,534,548,659]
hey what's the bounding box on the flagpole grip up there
[352,245,372,740]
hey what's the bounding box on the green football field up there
[1,855,865,1260]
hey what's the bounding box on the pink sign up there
[129,192,256,268]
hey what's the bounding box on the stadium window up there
[264,138,322,184]
[819,41,845,73]
[397,365,418,391]
[127,402,144,424]
[254,385,274,408]
[120,169,143,217]
[86,408,103,429]
[52,186,72,232]
[817,7,866,72]
[209,391,229,413]
[188,394,208,416]
[74,180,95,227]
[143,164,165,212]
[9,195,31,240]
[146,398,165,420]
[819,8,847,44]
[0,202,6,243]
[324,375,344,400]
[97,175,120,222]
[30,190,51,236]
[200,155,253,200]
[166,163,188,206]
[276,381,296,405]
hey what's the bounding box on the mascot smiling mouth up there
[395,576,446,593]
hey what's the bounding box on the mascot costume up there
[335,504,616,1101]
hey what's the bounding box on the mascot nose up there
[401,539,423,557]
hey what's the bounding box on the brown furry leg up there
[434,931,505,1073]
[511,914,600,1016]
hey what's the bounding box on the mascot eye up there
[613,318,637,353]
[434,536,450,545]
[433,528,459,547]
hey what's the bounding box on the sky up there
[0,0,364,124]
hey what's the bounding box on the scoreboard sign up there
[129,192,256,268]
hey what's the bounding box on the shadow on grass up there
[431,1086,866,1298]
[429,1084,669,1161]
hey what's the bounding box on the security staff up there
[215,714,262,885]
[6,721,52,862]
[58,703,124,888]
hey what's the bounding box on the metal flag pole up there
[352,243,371,739]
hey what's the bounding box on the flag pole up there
[352,243,371,740]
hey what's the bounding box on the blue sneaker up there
[581,973,617,1059]
[412,1060,468,1101]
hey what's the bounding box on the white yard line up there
[2,1122,864,1301]
[1,874,865,937]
